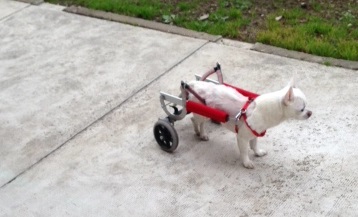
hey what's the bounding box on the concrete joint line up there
[0,41,209,189]
[252,43,358,70]
[15,0,43,5]
[64,6,222,42]
[0,4,31,22]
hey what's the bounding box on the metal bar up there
[159,92,183,105]
[195,74,219,84]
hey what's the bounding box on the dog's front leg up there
[236,136,254,169]
[250,138,267,157]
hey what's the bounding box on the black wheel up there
[153,119,179,152]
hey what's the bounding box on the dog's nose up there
[307,111,312,118]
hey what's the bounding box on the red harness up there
[235,99,266,137]
[223,84,266,137]
[183,79,266,137]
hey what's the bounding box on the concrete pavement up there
[0,1,357,216]
[0,0,207,187]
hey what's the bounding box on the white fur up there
[188,80,312,169]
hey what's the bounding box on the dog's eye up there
[300,104,306,112]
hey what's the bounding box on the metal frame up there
[159,86,187,121]
[159,63,226,122]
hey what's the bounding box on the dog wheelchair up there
[153,63,261,152]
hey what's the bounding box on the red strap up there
[235,99,266,137]
[224,83,259,99]
[242,115,266,137]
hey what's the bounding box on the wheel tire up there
[153,119,179,152]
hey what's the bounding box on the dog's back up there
[188,81,248,117]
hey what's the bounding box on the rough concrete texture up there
[0,0,28,19]
[0,1,206,187]
[1,1,358,217]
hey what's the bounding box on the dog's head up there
[282,79,312,120]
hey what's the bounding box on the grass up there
[168,1,250,38]
[50,0,170,19]
[47,0,358,61]
[257,8,358,61]
[47,0,251,39]
[181,8,249,38]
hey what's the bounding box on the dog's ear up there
[283,85,294,105]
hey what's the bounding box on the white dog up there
[188,79,312,169]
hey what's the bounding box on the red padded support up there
[186,101,228,123]
[224,83,259,99]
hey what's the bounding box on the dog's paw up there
[254,149,267,157]
[200,135,209,141]
[243,160,255,169]
[194,134,209,141]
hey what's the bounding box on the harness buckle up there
[235,111,242,120]
[235,109,246,119]
[235,109,246,126]
[235,109,246,133]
